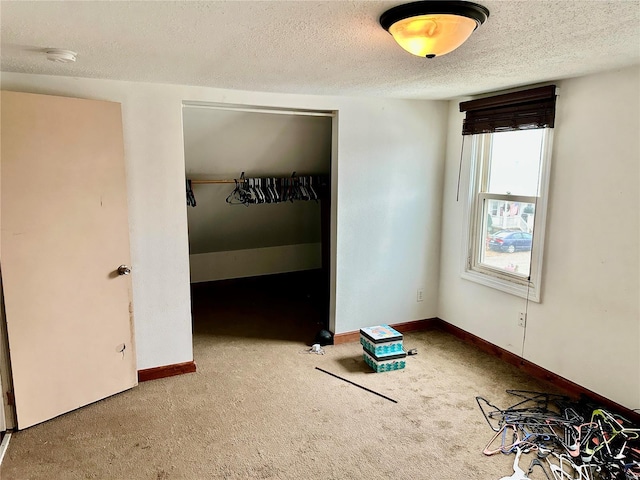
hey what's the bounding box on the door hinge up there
[6,391,14,406]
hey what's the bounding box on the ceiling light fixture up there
[45,49,77,63]
[380,1,489,58]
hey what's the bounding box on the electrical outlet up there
[518,312,527,327]
[417,288,424,302]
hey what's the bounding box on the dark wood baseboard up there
[437,319,640,425]
[333,318,440,345]
[332,317,639,424]
[138,361,196,383]
[391,318,441,334]
[333,330,361,345]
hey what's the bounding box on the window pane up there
[480,199,535,277]
[487,130,544,196]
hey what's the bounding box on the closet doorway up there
[182,103,335,350]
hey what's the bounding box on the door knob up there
[117,265,131,276]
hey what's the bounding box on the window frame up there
[460,128,554,302]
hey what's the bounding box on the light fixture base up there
[380,1,489,31]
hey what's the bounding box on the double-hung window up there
[459,86,557,302]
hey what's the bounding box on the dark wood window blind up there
[459,85,557,135]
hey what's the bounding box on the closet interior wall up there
[183,106,332,284]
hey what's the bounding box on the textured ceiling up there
[1,1,639,100]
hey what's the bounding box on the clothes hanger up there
[267,178,278,203]
[248,178,259,203]
[255,178,266,203]
[308,176,318,202]
[483,424,520,456]
[237,172,254,204]
[299,176,310,201]
[186,179,197,207]
[288,173,297,202]
[262,178,271,203]
[527,458,553,480]
[499,448,529,480]
[225,179,250,206]
[225,179,239,205]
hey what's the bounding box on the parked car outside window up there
[487,230,533,253]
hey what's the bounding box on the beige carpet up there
[1,277,559,479]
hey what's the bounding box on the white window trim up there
[460,129,554,303]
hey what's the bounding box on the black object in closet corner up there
[186,179,196,207]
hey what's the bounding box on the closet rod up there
[190,179,237,185]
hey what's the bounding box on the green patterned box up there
[363,348,406,373]
[359,324,403,356]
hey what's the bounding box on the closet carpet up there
[1,274,557,480]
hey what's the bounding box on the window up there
[459,86,557,302]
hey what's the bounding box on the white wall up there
[335,97,448,332]
[439,66,640,410]
[1,72,447,369]
[189,243,322,283]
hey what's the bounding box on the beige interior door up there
[0,91,136,429]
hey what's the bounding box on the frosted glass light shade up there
[380,1,489,58]
[388,14,477,57]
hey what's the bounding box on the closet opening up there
[182,102,336,351]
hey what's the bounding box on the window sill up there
[461,269,540,302]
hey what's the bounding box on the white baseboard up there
[189,243,322,283]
